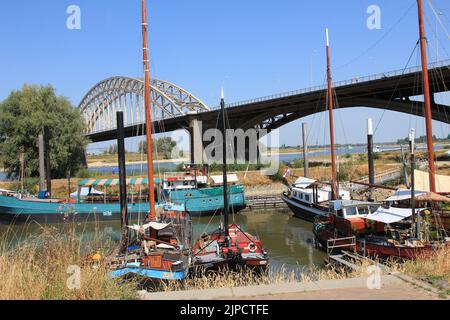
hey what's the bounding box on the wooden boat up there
[193,224,268,270]
[281,177,351,222]
[313,201,449,260]
[109,203,192,281]
[0,167,246,224]
[314,0,450,261]
[192,90,269,272]
[107,0,192,282]
[165,165,246,217]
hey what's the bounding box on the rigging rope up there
[373,42,420,135]
[335,1,416,71]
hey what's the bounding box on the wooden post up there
[117,112,128,230]
[367,118,375,201]
[44,127,52,198]
[38,134,46,193]
[302,122,309,178]
[19,146,25,194]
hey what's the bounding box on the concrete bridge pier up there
[189,118,205,164]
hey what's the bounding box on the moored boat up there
[105,0,192,283]
[313,199,449,259]
[164,165,246,216]
[192,89,269,272]
[109,203,192,281]
[193,224,268,270]
[282,177,351,222]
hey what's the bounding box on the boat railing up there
[326,236,356,257]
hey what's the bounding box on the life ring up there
[247,242,257,253]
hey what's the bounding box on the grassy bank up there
[161,248,449,296]
[401,247,450,296]
[0,223,447,299]
[0,224,137,300]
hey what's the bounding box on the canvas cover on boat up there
[210,174,239,185]
[365,206,421,224]
[385,189,427,202]
[293,177,316,189]
[70,187,104,198]
[78,177,162,187]
[127,222,171,232]
[413,170,450,193]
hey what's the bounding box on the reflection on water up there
[0,209,326,271]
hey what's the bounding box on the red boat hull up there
[314,226,446,260]
[193,224,268,270]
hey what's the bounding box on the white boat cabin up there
[329,199,380,219]
[163,173,208,190]
[290,177,350,204]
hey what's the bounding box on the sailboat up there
[192,89,269,271]
[313,0,449,259]
[108,0,192,281]
[281,29,377,223]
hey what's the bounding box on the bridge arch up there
[240,98,450,133]
[78,77,209,135]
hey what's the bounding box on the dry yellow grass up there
[0,224,137,300]
[160,248,449,294]
[160,260,380,293]
[401,246,450,284]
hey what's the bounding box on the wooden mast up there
[221,88,230,242]
[142,0,156,220]
[326,28,338,199]
[417,0,436,193]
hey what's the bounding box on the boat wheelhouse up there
[282,177,351,222]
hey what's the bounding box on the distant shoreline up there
[87,158,189,168]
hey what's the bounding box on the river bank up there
[141,275,440,300]
[0,208,447,299]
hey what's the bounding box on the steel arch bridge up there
[78,77,209,135]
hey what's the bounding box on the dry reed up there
[0,223,137,300]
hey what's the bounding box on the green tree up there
[138,137,177,159]
[0,85,89,179]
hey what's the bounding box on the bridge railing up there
[210,59,450,110]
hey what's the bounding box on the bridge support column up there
[189,118,204,164]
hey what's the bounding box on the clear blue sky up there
[1,0,450,152]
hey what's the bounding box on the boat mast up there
[326,28,338,200]
[410,129,418,238]
[142,0,156,220]
[221,88,230,242]
[417,0,436,193]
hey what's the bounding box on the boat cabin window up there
[345,206,357,217]
[358,206,370,216]
[336,209,344,218]
[369,205,379,213]
[304,194,310,202]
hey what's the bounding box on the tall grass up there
[160,248,449,293]
[401,246,450,284]
[0,223,137,300]
[160,263,371,292]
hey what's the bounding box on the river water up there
[0,209,326,272]
[1,144,446,180]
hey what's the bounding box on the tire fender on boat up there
[248,242,257,253]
